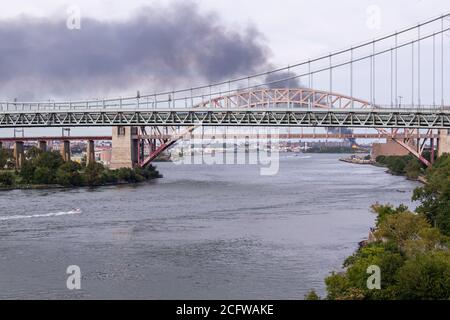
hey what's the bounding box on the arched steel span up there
[195,88,372,110]
[134,87,444,168]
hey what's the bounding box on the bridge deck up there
[1,108,449,129]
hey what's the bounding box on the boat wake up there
[0,209,82,221]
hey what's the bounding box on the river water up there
[0,153,420,299]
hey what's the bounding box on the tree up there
[33,166,55,184]
[19,160,36,183]
[404,158,422,179]
[0,149,8,169]
[304,290,321,300]
[56,161,82,186]
[325,204,450,300]
[84,162,106,186]
[413,154,450,236]
[395,251,450,300]
[26,146,43,161]
[34,151,64,170]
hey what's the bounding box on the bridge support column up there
[110,126,138,169]
[438,130,450,157]
[60,140,71,162]
[371,138,411,160]
[86,140,95,166]
[38,141,47,152]
[14,141,25,170]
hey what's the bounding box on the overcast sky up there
[1,0,449,98]
[1,0,448,62]
[0,0,449,136]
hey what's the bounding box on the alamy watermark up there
[366,5,382,30]
[366,265,381,290]
[66,5,81,30]
[172,127,280,176]
[66,265,81,290]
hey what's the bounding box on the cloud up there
[0,1,271,101]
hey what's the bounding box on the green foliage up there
[375,155,386,164]
[1,149,161,188]
[34,151,64,170]
[56,161,83,186]
[404,158,422,179]
[413,153,450,236]
[0,149,8,169]
[33,166,54,184]
[375,155,425,178]
[304,290,321,300]
[19,160,36,183]
[0,171,15,187]
[325,204,450,300]
[371,203,409,227]
[84,162,106,186]
[26,146,43,161]
[395,251,450,300]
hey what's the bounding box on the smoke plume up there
[0,1,270,101]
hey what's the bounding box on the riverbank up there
[0,176,162,192]
[340,154,427,184]
[311,154,450,300]
[0,149,163,191]
[339,155,372,165]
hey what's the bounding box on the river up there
[0,153,420,299]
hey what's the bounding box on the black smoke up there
[264,71,302,89]
[327,127,357,146]
[0,1,270,101]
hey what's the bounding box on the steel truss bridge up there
[1,14,450,167]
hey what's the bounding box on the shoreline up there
[340,155,427,184]
[0,176,162,192]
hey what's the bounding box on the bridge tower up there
[86,140,96,166]
[60,140,71,162]
[110,126,139,169]
[38,140,47,152]
[438,130,450,157]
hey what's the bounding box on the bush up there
[404,158,422,179]
[325,205,450,300]
[375,155,386,164]
[4,149,161,188]
[34,151,64,170]
[395,252,450,300]
[56,161,83,186]
[84,162,106,186]
[0,171,15,187]
[33,167,55,184]
[20,160,36,183]
[0,150,9,169]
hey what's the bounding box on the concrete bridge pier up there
[86,140,95,165]
[38,140,47,152]
[371,138,411,160]
[60,140,71,162]
[438,130,450,157]
[14,141,25,169]
[110,126,138,169]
